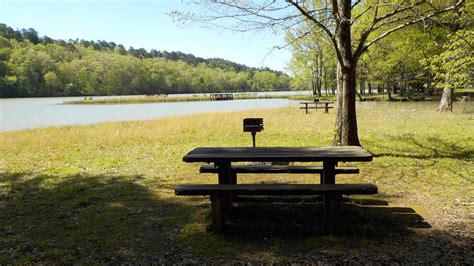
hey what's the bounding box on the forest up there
[0,24,291,97]
[286,8,473,103]
[1,3,472,101]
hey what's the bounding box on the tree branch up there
[353,0,465,61]
[286,0,343,66]
[364,0,464,52]
[352,0,362,9]
[286,0,334,40]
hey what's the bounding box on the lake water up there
[0,93,306,132]
[7,91,463,133]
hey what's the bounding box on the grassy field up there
[1,102,473,263]
[63,93,289,104]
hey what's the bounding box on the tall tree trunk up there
[333,0,360,146]
[318,53,323,97]
[334,65,360,146]
[368,82,372,94]
[359,79,365,95]
[312,78,317,95]
[438,74,453,111]
[387,81,393,100]
[356,89,363,101]
[335,63,343,126]
[324,69,328,96]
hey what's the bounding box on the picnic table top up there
[300,101,335,104]
[183,146,372,163]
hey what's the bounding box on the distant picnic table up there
[300,100,335,113]
[176,146,377,235]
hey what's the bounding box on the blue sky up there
[0,0,291,72]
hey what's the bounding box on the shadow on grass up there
[0,172,193,263]
[370,135,473,161]
[1,172,472,263]
[221,196,431,237]
[180,196,472,263]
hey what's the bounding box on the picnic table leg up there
[305,103,308,114]
[210,195,225,233]
[321,160,336,210]
[324,103,329,113]
[326,193,343,235]
[321,160,336,212]
[322,161,340,234]
[321,161,336,184]
[216,161,233,215]
[231,172,237,184]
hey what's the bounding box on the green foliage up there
[286,19,336,94]
[0,24,291,97]
[424,29,474,90]
[43,71,61,91]
[364,26,444,89]
[285,1,472,95]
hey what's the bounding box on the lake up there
[5,92,458,133]
[1,93,306,132]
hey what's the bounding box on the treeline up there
[287,9,473,99]
[0,24,291,97]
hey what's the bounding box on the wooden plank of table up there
[200,164,360,174]
[183,146,372,163]
[175,183,378,195]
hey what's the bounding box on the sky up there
[0,0,292,72]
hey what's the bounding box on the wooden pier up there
[210,93,234,101]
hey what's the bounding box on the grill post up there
[243,118,263,147]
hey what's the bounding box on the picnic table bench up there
[199,164,359,184]
[300,101,334,114]
[176,146,377,235]
[176,183,377,233]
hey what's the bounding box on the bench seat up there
[175,183,377,234]
[175,183,376,196]
[199,164,359,174]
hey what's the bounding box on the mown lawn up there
[0,101,472,263]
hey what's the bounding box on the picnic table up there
[300,101,334,113]
[176,146,376,234]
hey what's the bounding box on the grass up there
[1,101,473,263]
[63,93,290,104]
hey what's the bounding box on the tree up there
[286,23,337,95]
[43,71,62,94]
[426,29,473,111]
[173,0,465,145]
[363,25,445,99]
[252,71,279,91]
[21,28,40,44]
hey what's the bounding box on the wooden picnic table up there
[183,146,372,185]
[300,101,334,113]
[180,146,375,234]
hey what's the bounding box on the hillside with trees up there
[0,24,291,97]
